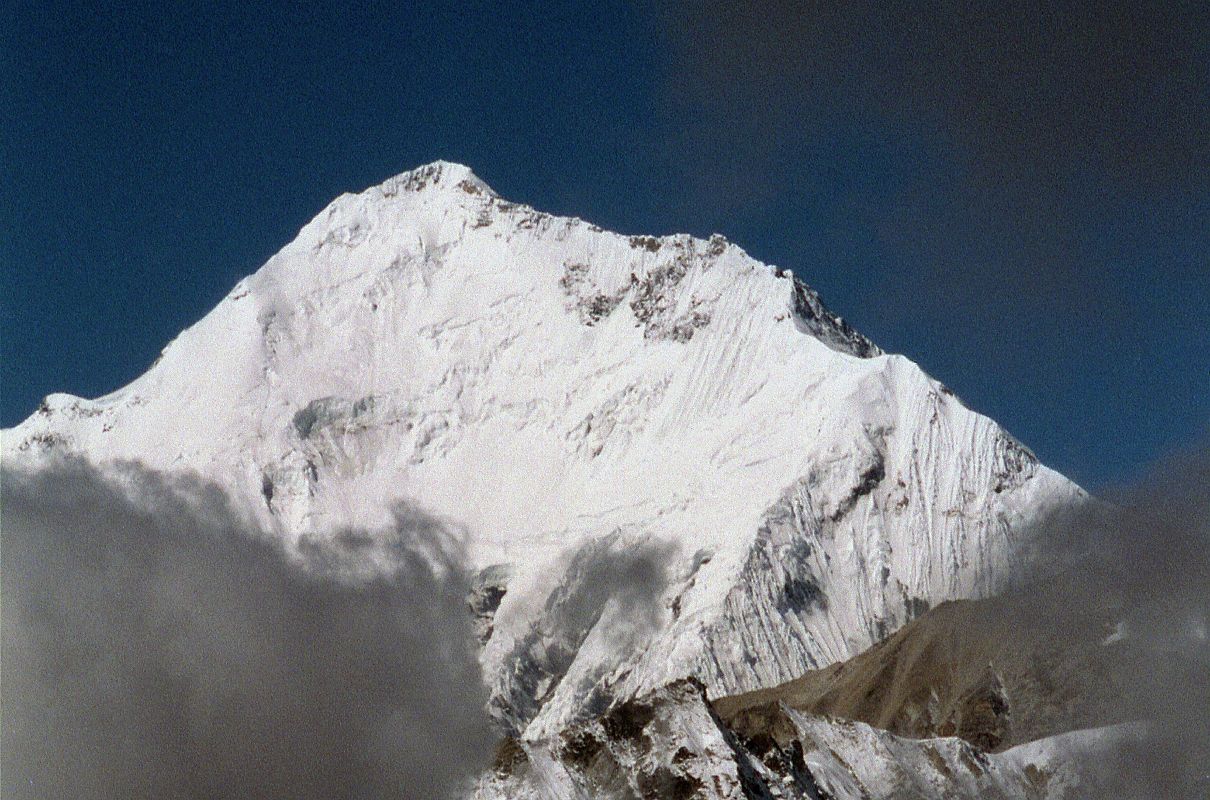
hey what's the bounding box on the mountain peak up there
[377,160,496,198]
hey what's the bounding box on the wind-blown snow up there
[4,161,1082,741]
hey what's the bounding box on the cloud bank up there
[1010,443,1210,796]
[1,460,494,800]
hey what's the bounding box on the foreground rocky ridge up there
[476,678,1124,799]
[478,592,1176,799]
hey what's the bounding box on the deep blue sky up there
[3,1,1207,489]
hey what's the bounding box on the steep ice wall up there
[3,161,1081,739]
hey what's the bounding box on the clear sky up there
[3,1,1207,489]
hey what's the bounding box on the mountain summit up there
[5,162,1082,773]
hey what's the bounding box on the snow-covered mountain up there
[4,161,1082,763]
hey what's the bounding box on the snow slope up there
[3,161,1082,740]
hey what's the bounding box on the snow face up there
[3,160,1082,740]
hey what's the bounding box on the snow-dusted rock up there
[475,678,1119,799]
